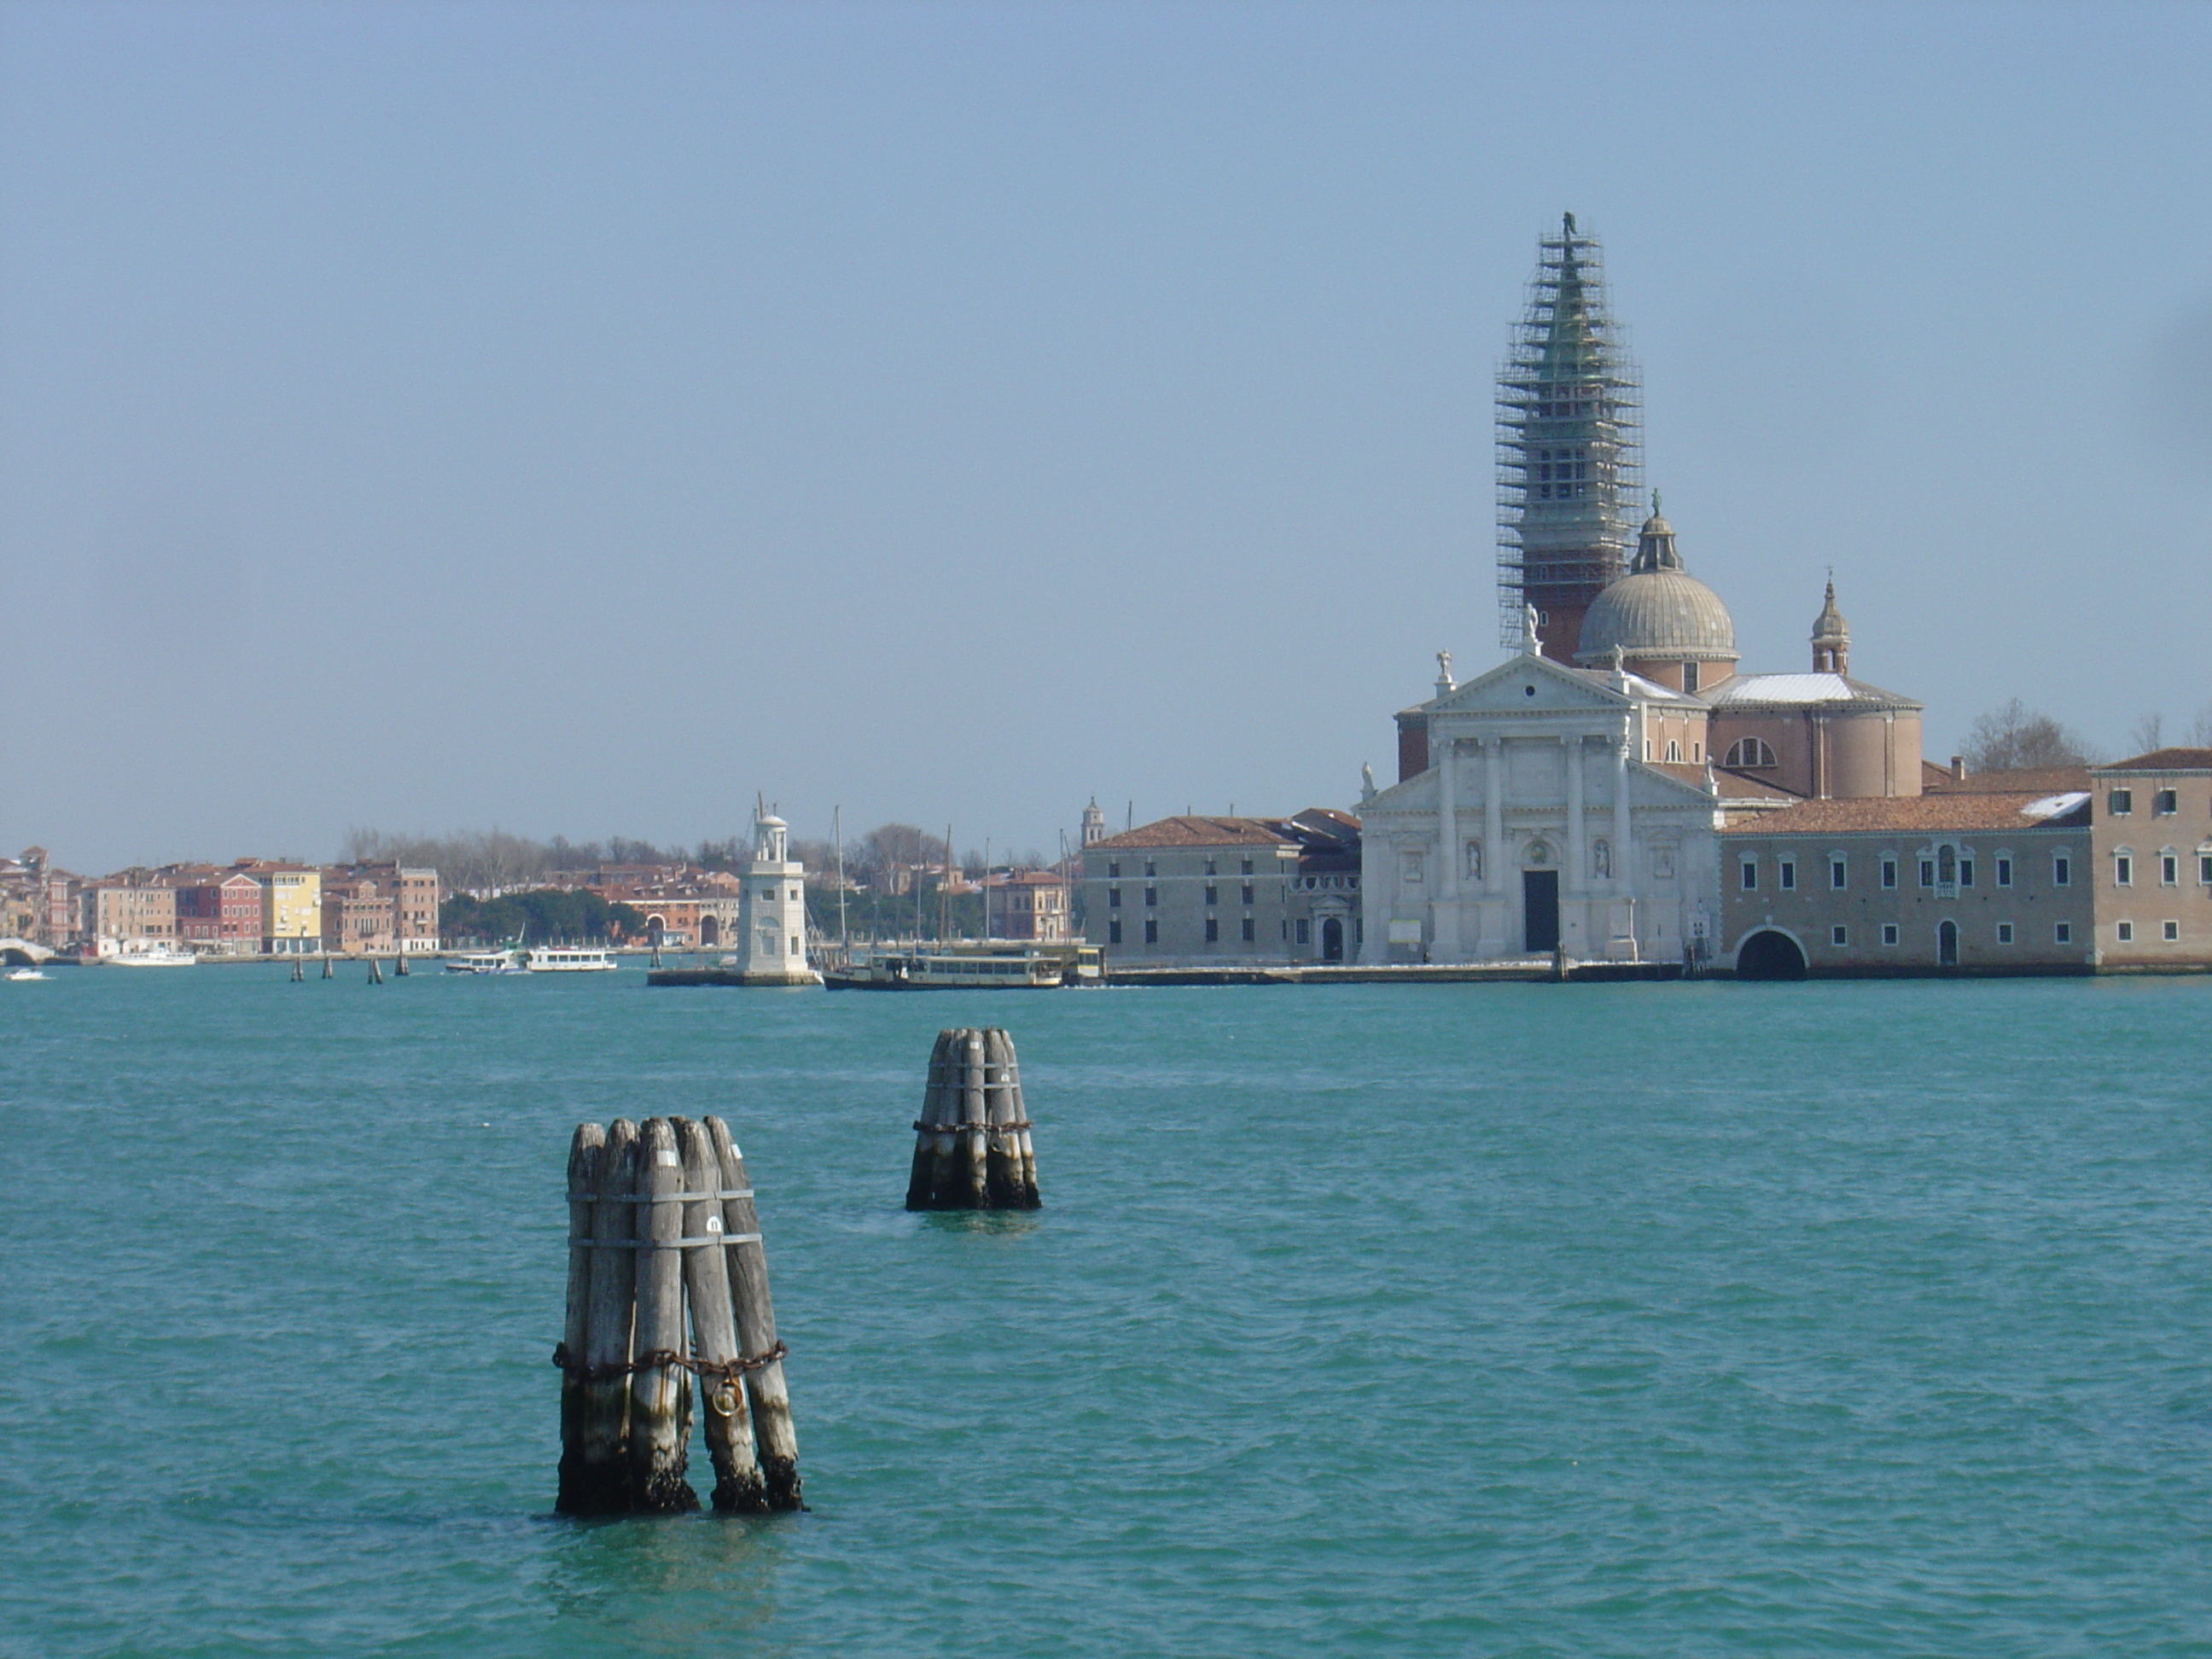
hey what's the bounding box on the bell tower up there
[1811,580,1850,675]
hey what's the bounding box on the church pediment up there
[1423,651,1636,716]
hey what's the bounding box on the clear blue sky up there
[3,1,2207,872]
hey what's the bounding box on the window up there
[1204,918,1219,942]
[1881,857,1898,889]
[1241,917,1255,943]
[1723,737,1778,768]
[1831,925,1848,946]
[1204,885,1218,905]
[1778,859,1796,890]
[1683,661,1700,694]
[1144,860,1156,878]
[1203,859,1216,877]
[1108,887,1121,908]
[2163,921,2180,941]
[1295,917,1309,945]
[1995,856,2012,888]
[1919,859,1936,888]
[2154,789,2177,815]
[1831,857,1848,890]
[1665,740,1681,762]
[1144,886,1157,906]
[2054,854,2071,887]
[1997,923,2014,944]
[1241,858,1254,876]
[2055,922,2072,945]
[2161,854,2179,886]
[1882,923,1899,946]
[1959,859,1975,888]
[1740,860,1758,891]
[2116,921,2134,943]
[1241,884,1254,905]
[2114,855,2133,887]
[2201,854,2212,886]
[2109,789,2133,816]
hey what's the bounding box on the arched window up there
[1724,737,1778,769]
[1665,739,1682,762]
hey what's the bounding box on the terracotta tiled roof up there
[2097,748,2212,772]
[1089,815,1301,850]
[1646,763,1801,801]
[1925,765,2091,795]
[1720,791,2090,836]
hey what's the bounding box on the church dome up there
[1574,505,1737,666]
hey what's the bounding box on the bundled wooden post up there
[556,1124,605,1513]
[678,1116,765,1513]
[707,1115,801,1511]
[573,1118,641,1516]
[627,1118,699,1513]
[321,955,333,979]
[906,1027,1041,1210]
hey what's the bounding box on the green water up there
[3,965,2209,1655]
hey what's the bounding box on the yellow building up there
[254,865,323,954]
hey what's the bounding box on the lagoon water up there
[3,964,2211,1656]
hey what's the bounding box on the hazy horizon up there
[5,2,2209,874]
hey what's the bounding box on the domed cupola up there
[1573,496,1738,693]
[1811,579,1849,674]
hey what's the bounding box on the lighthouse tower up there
[736,801,821,985]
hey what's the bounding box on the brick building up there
[2089,748,2212,970]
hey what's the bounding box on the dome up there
[1574,506,1737,666]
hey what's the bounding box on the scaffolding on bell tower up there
[1496,212,1642,655]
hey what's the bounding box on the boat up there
[443,950,527,975]
[824,941,1103,990]
[106,945,196,968]
[523,947,617,973]
[6,967,47,981]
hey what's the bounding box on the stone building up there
[87,877,178,953]
[2089,748,2212,969]
[983,870,1073,941]
[1720,790,2094,977]
[320,875,398,956]
[733,805,819,984]
[1081,811,1362,965]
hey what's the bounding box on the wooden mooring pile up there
[905,1027,1041,1210]
[556,1114,800,1516]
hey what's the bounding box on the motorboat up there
[106,945,196,968]
[6,967,47,981]
[444,950,527,975]
[523,948,617,973]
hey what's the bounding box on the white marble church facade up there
[1358,618,1724,964]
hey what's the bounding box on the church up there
[1356,217,1924,964]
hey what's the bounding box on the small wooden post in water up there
[573,1117,640,1516]
[628,1118,699,1512]
[321,955,333,979]
[906,1027,1041,1210]
[556,1123,605,1513]
[678,1116,765,1512]
[707,1115,801,1511]
[368,958,383,984]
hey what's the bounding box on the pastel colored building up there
[253,865,323,954]
[983,870,1073,941]
[2089,748,2212,970]
[1082,810,1362,965]
[173,870,264,953]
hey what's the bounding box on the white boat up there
[824,942,1103,991]
[444,950,527,975]
[523,947,617,973]
[107,946,196,968]
[6,967,47,981]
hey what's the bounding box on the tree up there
[2129,713,2164,756]
[2189,700,2212,748]
[1959,699,2091,772]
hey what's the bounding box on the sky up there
[3,0,2209,873]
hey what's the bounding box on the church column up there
[1483,738,1505,893]
[1564,735,1586,894]
[1613,736,1636,957]
[1438,737,1458,899]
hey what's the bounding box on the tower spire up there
[1497,213,1643,660]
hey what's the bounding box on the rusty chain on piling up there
[911,1119,1032,1133]
[550,1339,788,1384]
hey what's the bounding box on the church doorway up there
[1321,917,1344,962]
[1938,919,1959,967]
[1522,870,1560,954]
[1735,929,1807,981]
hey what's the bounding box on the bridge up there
[0,938,57,965]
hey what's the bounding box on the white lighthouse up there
[736,801,820,985]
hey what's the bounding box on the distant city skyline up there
[3,1,2209,872]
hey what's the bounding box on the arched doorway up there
[1938,919,1959,966]
[1321,917,1344,962]
[1735,929,1807,981]
[700,915,719,947]
[646,917,666,948]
